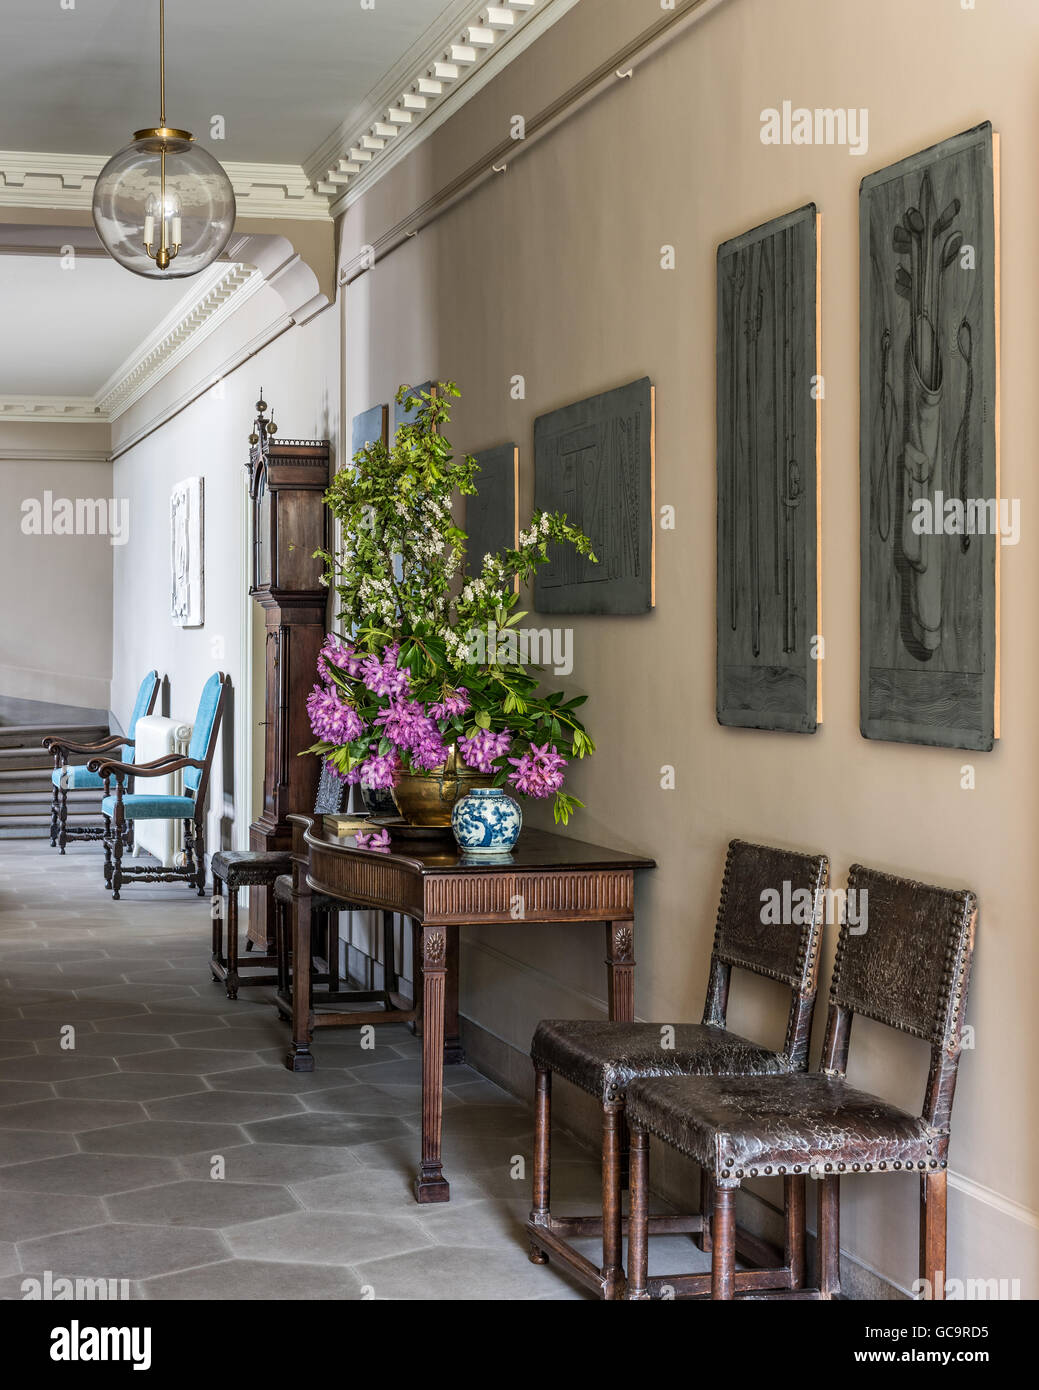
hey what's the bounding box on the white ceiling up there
[0,0,456,164]
[0,255,190,396]
[0,0,467,408]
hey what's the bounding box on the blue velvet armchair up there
[88,672,229,900]
[44,670,160,854]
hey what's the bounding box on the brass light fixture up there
[92,0,236,278]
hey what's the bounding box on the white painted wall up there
[0,420,113,711]
[110,287,338,856]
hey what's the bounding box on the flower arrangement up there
[306,383,596,825]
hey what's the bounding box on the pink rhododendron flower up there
[356,827,392,853]
[508,742,567,798]
[458,728,512,774]
[428,687,470,720]
[318,633,363,682]
[358,750,399,790]
[360,642,410,698]
[307,685,363,744]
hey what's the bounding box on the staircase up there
[0,696,111,840]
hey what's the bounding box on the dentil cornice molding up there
[305,0,581,215]
[0,151,329,221]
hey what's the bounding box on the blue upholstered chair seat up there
[52,764,105,791]
[101,794,196,820]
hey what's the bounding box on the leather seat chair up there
[527,838,828,1299]
[625,864,977,1301]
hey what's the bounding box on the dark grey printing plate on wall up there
[466,443,519,578]
[533,377,655,615]
[716,203,821,735]
[859,123,999,751]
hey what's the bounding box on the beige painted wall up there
[0,420,113,710]
[339,0,1039,1294]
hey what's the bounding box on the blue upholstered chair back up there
[185,673,223,793]
[124,671,159,763]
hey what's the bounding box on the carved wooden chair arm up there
[87,753,203,781]
[44,733,128,756]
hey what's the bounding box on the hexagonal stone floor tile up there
[118,1048,260,1075]
[225,1210,431,1265]
[18,1223,228,1280]
[107,1179,301,1228]
[178,1143,361,1185]
[140,1258,364,1301]
[79,1120,247,1156]
[0,1153,181,1196]
[0,1097,144,1132]
[145,1090,305,1125]
[53,1073,207,1103]
[0,1080,54,1105]
[0,1190,106,1241]
[244,1112,409,1148]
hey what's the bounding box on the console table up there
[285,815,655,1203]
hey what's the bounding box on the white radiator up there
[130,715,193,868]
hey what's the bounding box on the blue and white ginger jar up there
[451,786,522,856]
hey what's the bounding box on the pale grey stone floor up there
[0,839,708,1300]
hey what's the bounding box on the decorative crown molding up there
[0,150,330,221]
[0,398,101,425]
[95,262,263,418]
[304,0,580,215]
[0,261,261,425]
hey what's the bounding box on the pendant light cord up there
[159,0,166,127]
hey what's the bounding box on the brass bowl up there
[390,745,493,827]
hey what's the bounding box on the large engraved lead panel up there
[717,204,820,733]
[860,124,999,750]
[533,378,654,614]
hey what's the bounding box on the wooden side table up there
[287,817,655,1203]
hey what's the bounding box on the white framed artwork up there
[171,476,205,627]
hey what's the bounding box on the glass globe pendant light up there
[92,0,236,278]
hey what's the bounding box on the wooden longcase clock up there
[246,394,330,946]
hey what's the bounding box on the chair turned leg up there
[601,1103,625,1299]
[49,776,59,847]
[225,888,240,1000]
[111,804,125,899]
[528,1064,551,1265]
[698,1168,715,1253]
[626,1126,651,1299]
[194,818,206,896]
[785,1173,807,1288]
[210,879,225,981]
[58,779,69,854]
[919,1171,947,1300]
[818,1174,841,1299]
[711,1185,737,1300]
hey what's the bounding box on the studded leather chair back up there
[821,864,977,1131]
[703,839,829,1069]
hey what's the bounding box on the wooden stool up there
[210,850,292,999]
[273,873,416,1032]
